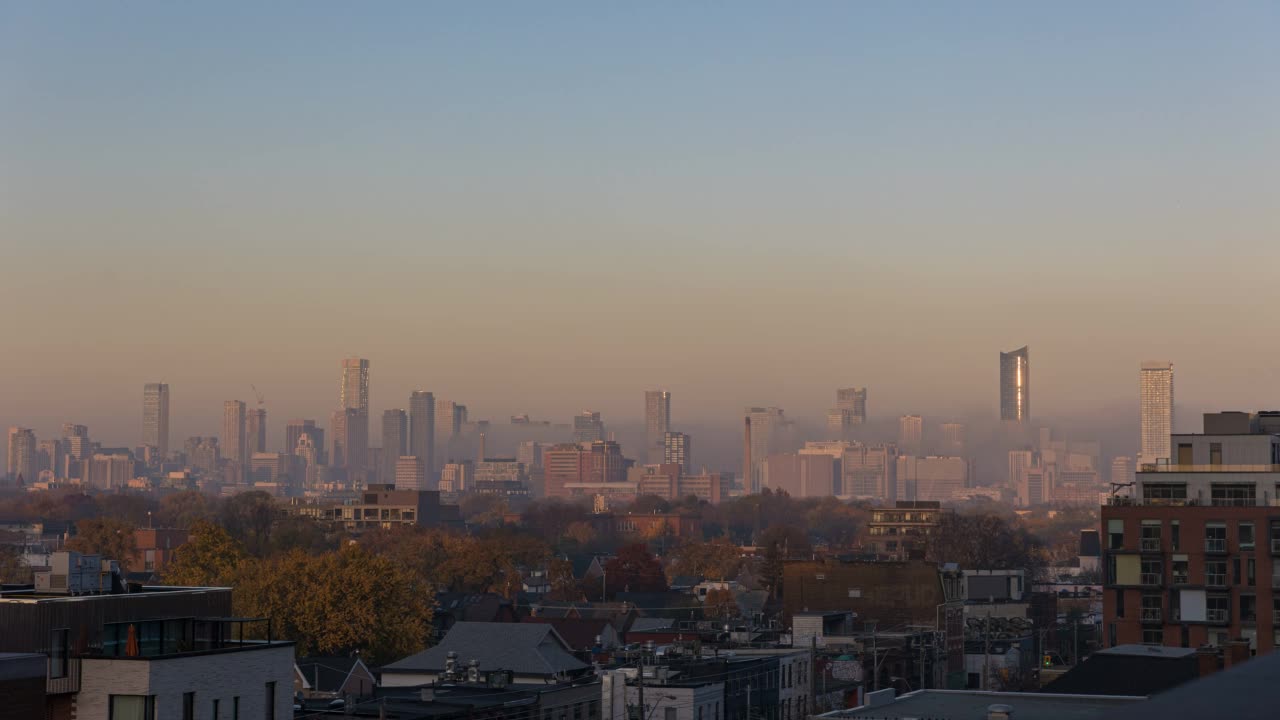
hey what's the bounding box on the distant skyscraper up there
[37,439,63,478]
[382,409,408,482]
[435,398,461,468]
[246,408,267,456]
[999,346,1031,423]
[898,415,924,453]
[837,388,867,423]
[1110,456,1135,487]
[744,406,788,493]
[185,436,221,472]
[663,431,692,473]
[7,427,37,481]
[222,400,247,468]
[62,424,90,464]
[645,391,671,464]
[332,407,367,473]
[340,357,370,413]
[573,411,606,444]
[409,390,435,475]
[286,420,323,460]
[395,455,427,491]
[1139,362,1174,467]
[142,383,170,459]
[940,423,966,454]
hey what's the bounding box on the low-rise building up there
[865,501,950,559]
[381,622,592,686]
[290,484,460,530]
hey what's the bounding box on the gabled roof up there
[521,616,614,650]
[295,657,370,693]
[382,622,589,678]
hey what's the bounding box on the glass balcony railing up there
[1205,539,1227,553]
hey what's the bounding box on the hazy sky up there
[2,2,1278,446]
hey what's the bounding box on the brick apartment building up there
[1102,411,1280,654]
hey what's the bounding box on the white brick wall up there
[77,645,295,720]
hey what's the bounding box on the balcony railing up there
[1140,538,1162,552]
[1205,539,1227,553]
[1142,464,1280,472]
[1172,573,1190,585]
[1141,608,1163,623]
[1140,573,1163,586]
[1206,574,1227,587]
[1207,609,1229,624]
[1270,538,1280,554]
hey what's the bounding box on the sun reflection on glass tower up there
[1139,361,1174,466]
[999,346,1030,423]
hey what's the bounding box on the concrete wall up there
[77,645,294,720]
[625,682,722,720]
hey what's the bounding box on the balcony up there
[1206,574,1227,587]
[1140,573,1163,587]
[1140,538,1162,552]
[1206,609,1229,624]
[1205,539,1227,553]
[1141,608,1163,623]
[1271,538,1280,554]
[1172,573,1190,585]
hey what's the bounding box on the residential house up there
[380,622,592,687]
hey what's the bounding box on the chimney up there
[478,433,486,463]
[1196,647,1219,677]
[1225,640,1251,669]
[987,704,1013,720]
[467,658,480,683]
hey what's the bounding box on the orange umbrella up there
[125,624,140,657]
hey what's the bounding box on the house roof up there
[296,657,368,693]
[836,689,1144,720]
[521,617,614,650]
[382,622,588,678]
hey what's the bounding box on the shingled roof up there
[382,622,589,678]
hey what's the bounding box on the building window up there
[265,682,276,720]
[1142,628,1163,645]
[1206,560,1227,587]
[1141,594,1162,623]
[1172,559,1189,585]
[1108,623,1116,647]
[1171,521,1180,551]
[1241,595,1257,623]
[1207,595,1230,624]
[1210,443,1223,466]
[1141,558,1162,586]
[1107,519,1124,550]
[1240,522,1255,550]
[1142,484,1187,504]
[183,692,195,720]
[1140,521,1162,552]
[1177,444,1193,465]
[1248,559,1256,587]
[49,628,69,679]
[1206,523,1228,552]
[109,695,156,720]
[1211,484,1255,507]
[1115,589,1125,618]
[212,699,220,720]
[1181,626,1190,648]
[233,697,240,720]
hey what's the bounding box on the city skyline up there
[4,4,1278,439]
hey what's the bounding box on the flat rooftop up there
[830,689,1145,720]
[0,585,231,602]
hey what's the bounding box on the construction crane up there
[251,384,265,407]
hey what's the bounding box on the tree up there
[164,521,247,586]
[927,513,1046,580]
[565,521,599,549]
[546,556,581,601]
[704,587,739,620]
[66,518,136,570]
[603,543,667,597]
[629,494,671,515]
[158,491,216,528]
[668,537,742,581]
[0,544,32,584]
[218,492,278,556]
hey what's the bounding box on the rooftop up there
[827,689,1145,720]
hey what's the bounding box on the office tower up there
[517,440,542,468]
[409,391,435,475]
[440,462,472,493]
[644,390,671,464]
[940,423,966,455]
[763,452,836,498]
[896,455,968,503]
[395,456,427,491]
[331,407,367,473]
[142,383,170,459]
[84,452,135,490]
[185,437,221,473]
[434,398,461,468]
[473,459,529,495]
[295,433,320,489]
[836,388,868,423]
[286,420,323,460]
[340,357,370,413]
[382,409,408,482]
[246,408,267,456]
[743,406,788,493]
[898,415,923,453]
[663,431,692,473]
[843,443,899,499]
[61,424,90,463]
[222,401,247,468]
[37,439,63,478]
[572,411,605,444]
[999,346,1031,423]
[1110,456,1135,487]
[1139,362,1174,467]
[542,441,625,498]
[7,427,37,481]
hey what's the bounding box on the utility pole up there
[983,615,991,691]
